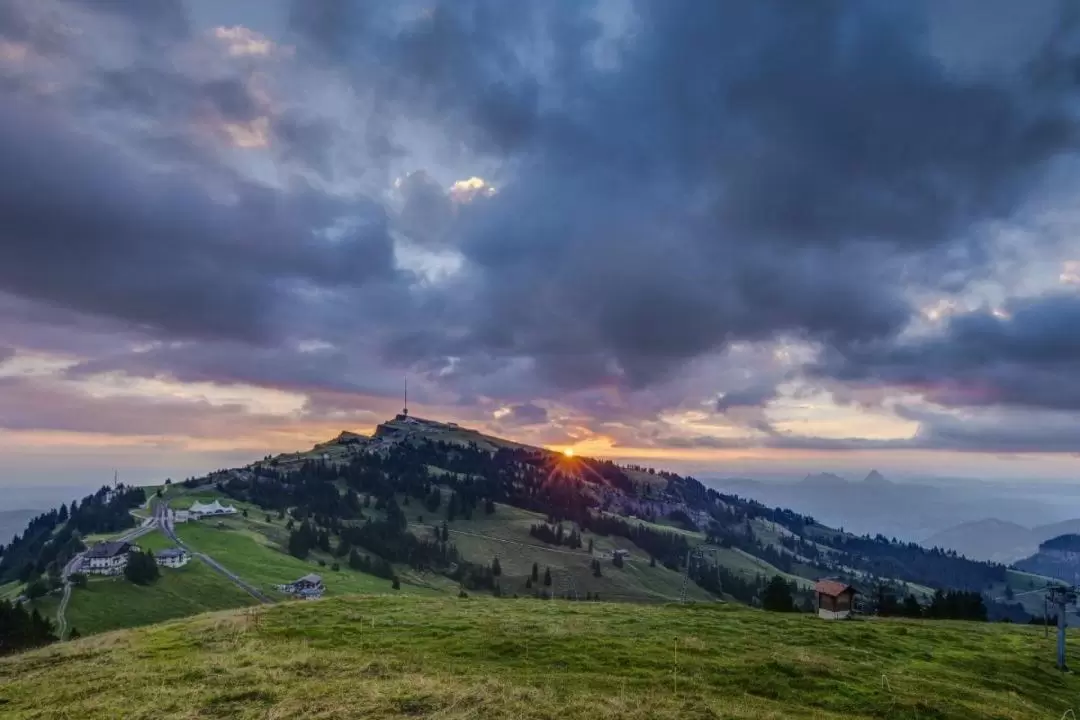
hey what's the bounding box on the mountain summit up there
[863,470,891,484]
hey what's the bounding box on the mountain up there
[2,414,1038,641]
[863,469,890,485]
[801,472,848,487]
[925,518,1080,564]
[923,519,1036,564]
[707,473,1065,542]
[1014,534,1080,583]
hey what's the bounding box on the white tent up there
[189,499,238,516]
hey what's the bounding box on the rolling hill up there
[2,595,1079,719]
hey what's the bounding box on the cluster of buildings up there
[80,541,190,576]
[166,499,238,525]
[275,574,324,599]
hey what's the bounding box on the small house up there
[83,541,134,575]
[815,579,858,620]
[612,549,631,560]
[154,548,190,569]
[276,573,324,599]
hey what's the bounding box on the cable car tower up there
[1046,585,1078,671]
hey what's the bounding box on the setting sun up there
[563,447,574,457]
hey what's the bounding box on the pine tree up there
[287,528,310,559]
[532,562,539,582]
[492,557,502,577]
[588,538,594,554]
[124,550,160,585]
[761,575,795,612]
[392,577,400,590]
[902,594,923,618]
[543,567,552,587]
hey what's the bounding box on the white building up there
[83,541,134,575]
[154,548,190,568]
[169,509,191,524]
[188,500,238,518]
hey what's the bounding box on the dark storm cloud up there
[397,171,454,246]
[3,0,1080,455]
[500,402,549,426]
[716,385,779,413]
[64,0,190,40]
[347,0,1080,391]
[816,294,1080,411]
[0,97,397,343]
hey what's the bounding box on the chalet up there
[169,509,191,524]
[188,500,238,518]
[276,573,324,599]
[612,549,631,560]
[83,541,134,576]
[154,548,190,569]
[815,579,859,620]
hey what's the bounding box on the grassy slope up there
[60,561,258,636]
[173,519,442,599]
[4,597,1080,719]
[410,502,718,602]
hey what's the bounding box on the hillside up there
[1015,534,1080,584]
[927,518,1080,565]
[1,414,1045,640]
[3,596,1079,719]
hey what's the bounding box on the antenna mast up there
[402,374,408,417]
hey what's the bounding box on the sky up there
[2,0,1080,487]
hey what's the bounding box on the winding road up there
[155,500,273,604]
[57,495,273,640]
[57,522,154,640]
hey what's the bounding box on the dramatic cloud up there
[2,0,1080,479]
[817,294,1080,411]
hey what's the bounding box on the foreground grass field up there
[3,596,1080,719]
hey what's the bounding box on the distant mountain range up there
[705,471,1069,544]
[926,518,1080,564]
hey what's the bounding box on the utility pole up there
[1046,586,1077,671]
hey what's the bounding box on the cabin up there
[83,541,134,575]
[276,573,324,599]
[815,579,858,620]
[154,548,190,569]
